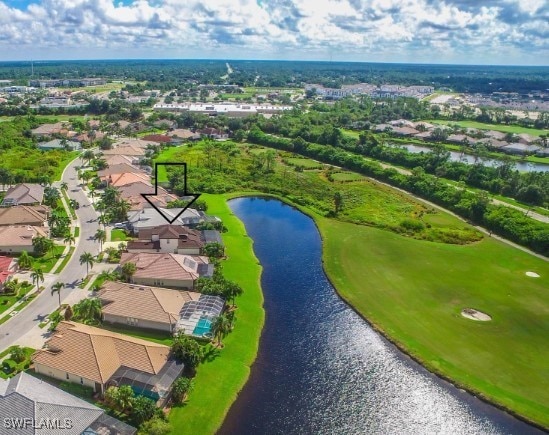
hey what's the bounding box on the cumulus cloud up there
[0,0,547,64]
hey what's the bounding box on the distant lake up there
[392,143,549,172]
[219,197,542,435]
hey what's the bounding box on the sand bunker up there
[461,308,492,321]
[526,271,540,278]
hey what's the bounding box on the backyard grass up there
[319,218,549,427]
[168,193,264,435]
[110,228,130,241]
[99,324,174,346]
[53,247,75,274]
[425,119,548,136]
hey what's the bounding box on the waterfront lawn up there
[319,218,549,427]
[168,193,264,435]
[425,119,548,136]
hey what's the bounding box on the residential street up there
[0,156,101,351]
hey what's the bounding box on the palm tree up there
[63,234,76,246]
[73,297,102,325]
[81,149,95,166]
[79,252,95,276]
[17,250,32,270]
[51,282,64,307]
[60,181,68,191]
[94,229,107,251]
[211,314,231,346]
[30,267,44,292]
[120,262,136,283]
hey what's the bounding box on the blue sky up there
[0,0,547,65]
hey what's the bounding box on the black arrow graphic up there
[141,162,201,224]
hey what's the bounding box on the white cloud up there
[0,0,546,64]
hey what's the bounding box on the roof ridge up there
[81,330,107,383]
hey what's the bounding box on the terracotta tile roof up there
[104,155,139,166]
[113,138,158,148]
[117,183,177,211]
[0,225,48,247]
[102,146,146,157]
[98,281,200,325]
[141,134,172,143]
[0,205,49,226]
[120,252,210,281]
[98,163,144,178]
[32,321,170,384]
[2,183,44,205]
[0,256,16,284]
[109,172,152,188]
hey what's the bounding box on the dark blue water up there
[219,197,542,435]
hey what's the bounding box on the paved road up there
[0,156,101,352]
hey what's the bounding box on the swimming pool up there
[192,317,213,337]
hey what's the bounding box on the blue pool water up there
[193,317,212,336]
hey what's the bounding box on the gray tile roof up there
[0,372,135,435]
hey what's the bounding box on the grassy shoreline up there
[168,193,265,435]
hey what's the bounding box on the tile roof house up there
[98,281,224,337]
[0,225,48,254]
[37,139,81,151]
[167,129,200,143]
[30,122,68,137]
[102,146,146,157]
[104,155,141,167]
[0,205,49,227]
[107,172,152,188]
[97,163,145,180]
[1,184,44,206]
[127,207,210,233]
[120,252,213,289]
[516,133,538,145]
[484,130,507,140]
[32,321,183,402]
[0,372,136,435]
[113,138,159,149]
[117,182,178,212]
[127,225,206,255]
[501,143,541,155]
[0,256,18,292]
[141,134,172,144]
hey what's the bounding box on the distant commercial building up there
[153,102,292,117]
[28,78,107,88]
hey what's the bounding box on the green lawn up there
[99,324,174,346]
[0,283,33,316]
[52,151,80,181]
[168,193,264,435]
[31,246,65,273]
[319,218,549,427]
[0,346,35,379]
[74,227,80,237]
[53,247,75,274]
[425,119,548,136]
[110,229,130,242]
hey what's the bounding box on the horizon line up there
[0,58,548,68]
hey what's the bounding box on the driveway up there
[0,155,101,351]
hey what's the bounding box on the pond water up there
[219,197,542,435]
[392,143,549,172]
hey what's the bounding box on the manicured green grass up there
[53,247,75,274]
[61,189,77,219]
[110,229,130,241]
[168,193,264,435]
[99,324,174,346]
[319,217,549,427]
[74,227,80,237]
[425,119,548,136]
[31,246,65,273]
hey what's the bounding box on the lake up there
[219,197,542,435]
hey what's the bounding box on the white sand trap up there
[526,271,540,278]
[461,308,492,321]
